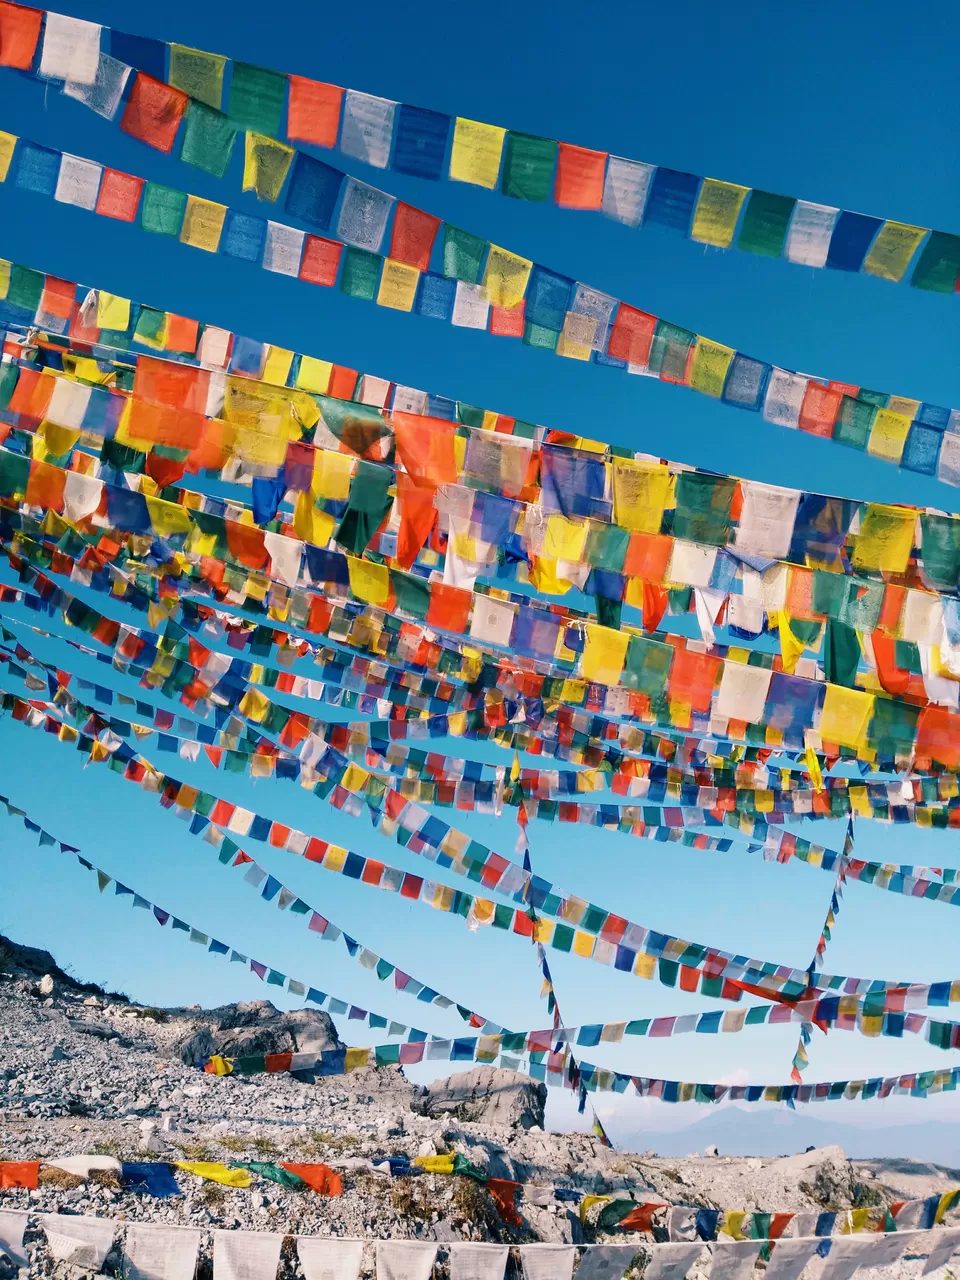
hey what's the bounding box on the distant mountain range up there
[615,1107,960,1167]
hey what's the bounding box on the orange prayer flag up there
[225,521,268,569]
[95,168,144,222]
[0,1161,39,1189]
[328,366,358,400]
[165,314,199,354]
[916,705,960,770]
[280,1162,343,1196]
[799,382,843,438]
[607,303,657,365]
[287,77,343,148]
[623,532,672,580]
[389,203,441,271]
[0,1,42,69]
[126,399,205,450]
[554,143,607,210]
[668,648,722,713]
[25,459,66,511]
[134,355,210,414]
[299,235,342,287]
[392,411,458,486]
[121,73,189,154]
[426,581,471,634]
[40,276,75,322]
[7,367,53,420]
[394,471,438,569]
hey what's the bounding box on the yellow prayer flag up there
[323,844,348,872]
[449,118,506,189]
[0,131,16,183]
[723,1211,748,1241]
[555,332,593,361]
[633,951,656,980]
[145,496,193,539]
[0,259,10,299]
[804,744,824,792]
[688,338,735,397]
[529,557,573,596]
[176,1162,251,1187]
[690,179,750,248]
[773,611,806,674]
[180,195,227,253]
[819,685,875,750]
[415,1154,456,1174]
[866,408,912,464]
[851,503,916,574]
[296,355,333,394]
[582,624,630,686]
[238,688,271,723]
[242,132,295,203]
[263,346,294,386]
[168,45,226,109]
[205,1055,233,1076]
[344,1048,371,1072]
[612,459,675,532]
[341,763,370,793]
[377,259,420,312]
[862,221,927,283]
[572,930,595,958]
[97,292,130,331]
[580,1195,611,1223]
[543,514,589,562]
[313,450,354,500]
[482,245,533,308]
[347,555,392,606]
[39,422,81,459]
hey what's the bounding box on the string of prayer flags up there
[9,4,958,298]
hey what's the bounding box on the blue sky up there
[1,0,960,1139]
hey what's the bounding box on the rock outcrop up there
[173,999,343,1065]
[417,1066,546,1130]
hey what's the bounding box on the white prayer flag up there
[46,376,93,431]
[716,660,772,723]
[297,1236,364,1280]
[123,1223,202,1280]
[923,1228,960,1274]
[39,13,101,84]
[452,282,490,330]
[469,596,517,647]
[54,153,103,210]
[574,1244,638,1280]
[735,481,801,561]
[708,1240,763,1280]
[263,222,306,277]
[337,177,394,251]
[376,1240,438,1280]
[762,1238,820,1280]
[64,51,131,118]
[763,369,808,429]
[341,91,396,169]
[41,1214,115,1270]
[644,1242,705,1280]
[264,531,304,586]
[0,1210,28,1269]
[214,1228,284,1280]
[667,1209,699,1241]
[520,1244,577,1280]
[785,202,840,268]
[602,157,655,228]
[448,1242,509,1280]
[818,1234,908,1280]
[46,1154,121,1177]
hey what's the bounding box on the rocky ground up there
[1,934,959,1278]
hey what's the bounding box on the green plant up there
[251,1135,278,1157]
[220,1135,248,1154]
[177,1141,213,1161]
[90,1140,121,1157]
[200,1183,226,1209]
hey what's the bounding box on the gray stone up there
[173,999,343,1065]
[417,1066,546,1130]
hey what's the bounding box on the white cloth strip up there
[123,1222,202,1280]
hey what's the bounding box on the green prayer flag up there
[316,396,391,455]
[181,102,237,178]
[672,472,736,545]
[133,306,167,346]
[7,264,44,313]
[585,522,629,572]
[622,635,673,700]
[0,449,29,499]
[340,246,382,300]
[911,231,960,293]
[649,320,695,380]
[0,362,18,409]
[737,190,795,258]
[141,183,188,237]
[442,224,487,283]
[833,396,876,451]
[452,1153,487,1182]
[335,460,393,554]
[375,1044,402,1066]
[501,131,558,202]
[241,1161,304,1188]
[523,322,559,351]
[920,514,960,591]
[869,696,919,761]
[229,63,286,136]
[596,1200,639,1230]
[390,569,431,619]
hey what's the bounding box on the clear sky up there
[1,0,959,1142]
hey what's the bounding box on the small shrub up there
[38,1168,84,1189]
[220,1136,248,1154]
[90,1140,121,1157]
[178,1141,213,1161]
[251,1135,278,1157]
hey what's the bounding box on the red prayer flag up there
[607,304,657,366]
[426,582,471,634]
[121,74,188,153]
[487,1178,522,1227]
[0,1,42,69]
[280,1162,343,1195]
[96,169,144,222]
[390,203,441,271]
[299,235,343,287]
[287,78,343,148]
[554,143,607,209]
[0,1161,39,1189]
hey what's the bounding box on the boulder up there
[173,1000,343,1065]
[417,1066,546,1130]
